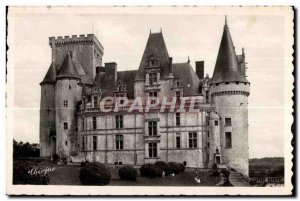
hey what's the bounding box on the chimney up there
[96,66,105,74]
[195,61,204,79]
[105,62,117,83]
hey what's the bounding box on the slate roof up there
[40,61,56,84]
[173,62,201,96]
[117,70,137,99]
[210,22,248,84]
[57,53,80,80]
[135,32,171,80]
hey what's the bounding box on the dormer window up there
[149,73,157,85]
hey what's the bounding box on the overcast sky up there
[9,7,288,158]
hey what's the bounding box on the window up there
[176,133,181,149]
[94,97,98,108]
[188,132,197,148]
[81,118,84,131]
[214,120,218,126]
[115,115,123,129]
[148,143,157,158]
[92,116,97,129]
[176,91,181,100]
[115,135,123,150]
[63,100,68,107]
[82,137,85,150]
[176,81,180,88]
[207,142,210,148]
[149,91,158,104]
[225,118,231,126]
[176,113,180,126]
[148,121,157,136]
[225,132,232,148]
[92,136,97,150]
[207,131,210,138]
[63,122,68,130]
[149,73,157,85]
[65,141,68,146]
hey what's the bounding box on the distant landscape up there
[249,157,284,178]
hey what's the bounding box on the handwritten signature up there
[28,167,55,176]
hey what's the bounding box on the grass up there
[38,161,220,186]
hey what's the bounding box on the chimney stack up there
[195,61,204,79]
[105,62,117,83]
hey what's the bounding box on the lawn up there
[38,161,220,186]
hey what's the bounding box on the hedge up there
[140,163,162,178]
[119,165,137,181]
[79,162,111,185]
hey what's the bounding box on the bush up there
[13,160,49,185]
[154,161,171,176]
[119,165,137,181]
[79,162,111,185]
[178,163,185,173]
[140,163,162,178]
[168,162,181,175]
[81,161,89,167]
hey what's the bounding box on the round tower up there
[55,53,82,160]
[40,61,56,157]
[209,18,250,176]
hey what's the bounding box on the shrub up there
[178,163,185,173]
[119,165,137,181]
[52,154,60,163]
[154,161,171,176]
[79,162,111,185]
[13,160,49,185]
[140,163,162,178]
[168,162,181,175]
[81,161,89,167]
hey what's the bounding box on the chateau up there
[40,19,250,176]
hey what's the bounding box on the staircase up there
[229,171,251,186]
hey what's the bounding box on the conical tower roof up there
[135,31,171,80]
[57,53,80,80]
[210,18,248,84]
[40,61,56,84]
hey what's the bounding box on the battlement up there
[49,34,103,53]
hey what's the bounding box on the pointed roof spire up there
[187,56,190,63]
[135,31,170,80]
[57,52,80,80]
[40,61,57,84]
[210,18,248,84]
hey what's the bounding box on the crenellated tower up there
[209,18,250,176]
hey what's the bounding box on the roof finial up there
[150,29,151,34]
[187,56,190,63]
[160,28,162,33]
[224,15,229,29]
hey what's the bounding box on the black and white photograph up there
[5,6,294,196]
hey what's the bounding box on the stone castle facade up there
[39,20,250,176]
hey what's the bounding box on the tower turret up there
[40,61,57,157]
[209,17,250,176]
[55,53,82,160]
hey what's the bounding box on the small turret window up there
[63,100,68,107]
[214,120,218,126]
[225,118,231,126]
[63,122,68,130]
[225,132,232,148]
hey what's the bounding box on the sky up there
[8,7,288,158]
